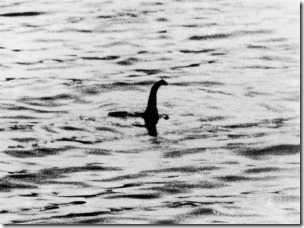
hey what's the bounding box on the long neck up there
[146,84,160,112]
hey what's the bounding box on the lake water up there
[0,0,300,224]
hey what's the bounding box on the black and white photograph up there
[0,0,300,224]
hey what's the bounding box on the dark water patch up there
[59,28,94,33]
[244,167,281,174]
[158,30,167,33]
[180,49,216,54]
[190,30,271,41]
[147,166,219,173]
[22,23,39,28]
[190,33,230,40]
[109,207,133,212]
[60,190,112,199]
[217,175,252,182]
[0,12,45,17]
[211,52,226,56]
[206,195,235,198]
[20,94,76,107]
[221,161,239,165]
[127,74,142,78]
[20,192,39,197]
[241,191,256,195]
[238,144,300,159]
[262,117,292,126]
[66,16,84,23]
[244,65,286,70]
[9,124,34,131]
[138,50,148,54]
[227,134,247,139]
[4,147,72,158]
[44,205,59,210]
[181,24,200,27]
[97,15,114,19]
[42,125,58,134]
[182,23,218,27]
[158,35,170,39]
[245,91,271,97]
[116,57,138,66]
[0,210,9,214]
[225,118,290,130]
[247,44,268,49]
[0,179,37,192]
[77,218,109,224]
[171,81,224,87]
[164,147,207,158]
[79,82,141,95]
[118,12,138,18]
[5,104,66,114]
[60,126,85,131]
[56,137,94,145]
[190,207,217,216]
[8,145,25,149]
[101,173,148,182]
[52,211,111,219]
[224,122,259,129]
[199,88,232,96]
[166,200,233,208]
[113,183,142,189]
[171,63,200,70]
[8,170,27,174]
[16,59,64,65]
[95,126,118,133]
[81,56,120,61]
[68,78,83,84]
[155,219,176,224]
[199,116,226,122]
[6,77,15,81]
[141,2,163,6]
[108,111,143,118]
[150,181,225,195]
[87,149,112,156]
[0,115,40,120]
[157,17,168,22]
[134,69,162,75]
[106,193,161,200]
[43,201,86,211]
[142,184,185,195]
[62,165,120,173]
[4,165,120,187]
[183,134,214,140]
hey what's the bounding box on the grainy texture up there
[0,0,300,224]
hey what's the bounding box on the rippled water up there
[0,0,300,224]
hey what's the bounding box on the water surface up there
[0,0,300,224]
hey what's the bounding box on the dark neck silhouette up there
[143,79,168,135]
[108,79,168,136]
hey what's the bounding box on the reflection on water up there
[0,0,300,224]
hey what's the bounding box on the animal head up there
[158,79,168,86]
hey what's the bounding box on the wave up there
[0,12,45,17]
[238,144,300,159]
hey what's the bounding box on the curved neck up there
[146,84,160,112]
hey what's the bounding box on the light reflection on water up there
[0,0,300,224]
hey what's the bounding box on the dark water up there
[0,0,300,224]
